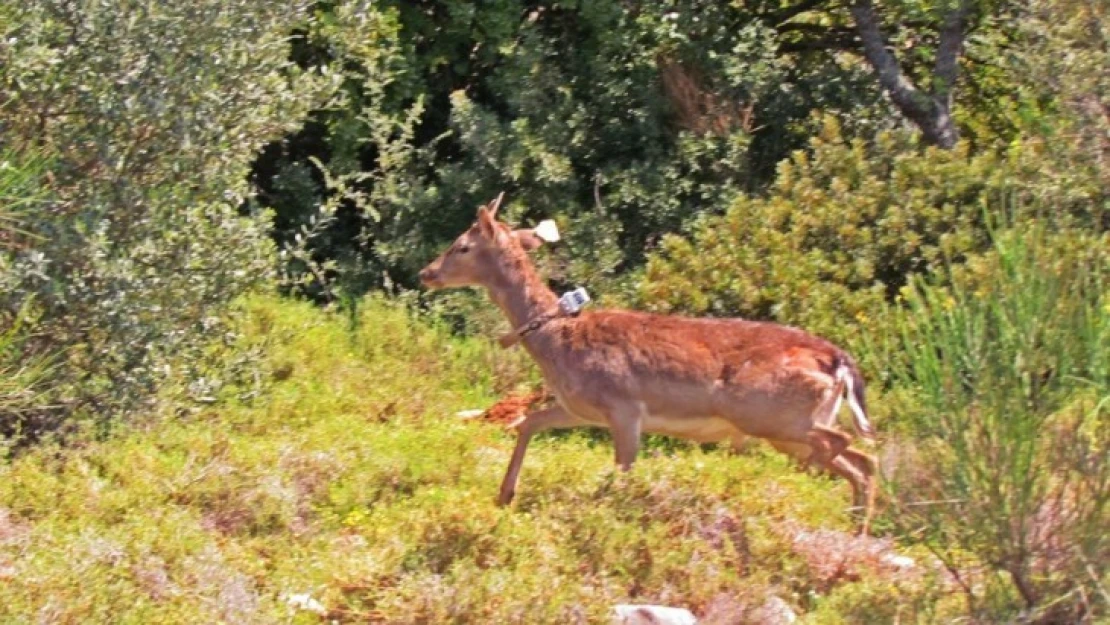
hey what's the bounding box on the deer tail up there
[836,354,874,441]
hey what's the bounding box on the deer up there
[419,194,879,534]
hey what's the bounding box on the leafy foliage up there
[1008,0,1109,216]
[635,117,1086,345]
[858,222,1109,620]
[0,0,336,435]
[254,0,899,297]
[251,0,1075,298]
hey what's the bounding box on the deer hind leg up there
[831,447,877,535]
[803,376,851,465]
[768,439,876,535]
[499,405,584,506]
[810,377,877,534]
[765,436,844,467]
[805,425,851,468]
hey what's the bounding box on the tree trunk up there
[849,0,968,149]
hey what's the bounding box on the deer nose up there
[419,268,436,285]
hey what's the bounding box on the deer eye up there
[457,244,470,254]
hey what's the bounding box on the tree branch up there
[848,0,959,147]
[933,0,970,98]
[768,0,831,25]
[849,0,925,116]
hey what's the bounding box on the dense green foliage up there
[0,1,335,435]
[636,117,1104,347]
[259,0,1023,296]
[1,0,1107,620]
[860,223,1109,621]
[252,0,1105,308]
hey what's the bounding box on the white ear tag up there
[533,219,561,243]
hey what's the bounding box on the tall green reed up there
[857,213,1109,621]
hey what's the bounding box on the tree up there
[0,0,335,434]
[765,0,986,148]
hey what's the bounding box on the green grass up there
[0,296,955,623]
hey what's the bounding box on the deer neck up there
[485,254,560,332]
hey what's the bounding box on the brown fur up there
[420,196,877,534]
[483,391,550,427]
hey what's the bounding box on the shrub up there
[252,0,895,297]
[857,218,1109,621]
[1006,0,1109,217]
[0,1,337,438]
[636,117,1101,347]
[0,150,51,444]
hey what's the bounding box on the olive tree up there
[0,0,337,436]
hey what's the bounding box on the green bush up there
[0,301,50,452]
[1005,0,1109,213]
[857,219,1109,621]
[0,150,51,443]
[636,117,1100,347]
[0,1,336,437]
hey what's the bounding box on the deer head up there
[419,193,559,290]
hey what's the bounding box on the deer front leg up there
[609,403,645,471]
[498,404,583,506]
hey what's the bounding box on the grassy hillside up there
[0,297,955,623]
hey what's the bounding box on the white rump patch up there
[839,364,873,437]
[828,390,844,422]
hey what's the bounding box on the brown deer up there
[420,194,878,533]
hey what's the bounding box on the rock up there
[612,604,698,625]
[882,554,916,570]
[748,596,797,624]
[284,593,326,615]
[455,409,485,419]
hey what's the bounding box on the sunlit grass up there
[0,296,954,623]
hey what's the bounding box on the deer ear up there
[532,219,560,243]
[488,191,505,217]
[513,220,559,251]
[477,206,497,238]
[514,229,544,251]
[476,192,505,238]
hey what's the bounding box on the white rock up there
[883,554,916,570]
[612,604,697,625]
[751,596,797,624]
[455,409,485,419]
[285,593,326,615]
